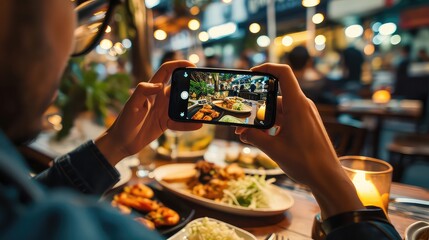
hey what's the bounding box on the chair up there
[323,121,367,156]
[388,133,429,182]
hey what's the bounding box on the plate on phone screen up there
[212,100,253,113]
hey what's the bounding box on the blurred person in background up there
[341,46,364,93]
[235,54,253,69]
[393,45,412,98]
[205,55,222,68]
[159,50,184,67]
[417,48,429,62]
[287,46,326,103]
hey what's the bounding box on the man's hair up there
[0,1,47,130]
[287,46,310,70]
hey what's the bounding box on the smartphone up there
[169,67,278,129]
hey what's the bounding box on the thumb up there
[236,128,276,150]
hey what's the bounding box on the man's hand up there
[95,61,202,165]
[235,63,363,218]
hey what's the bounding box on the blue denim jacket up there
[0,131,163,239]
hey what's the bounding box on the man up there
[0,1,401,239]
[0,1,200,239]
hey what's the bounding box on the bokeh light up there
[154,29,167,40]
[249,23,261,33]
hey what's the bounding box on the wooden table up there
[23,139,429,239]
[337,99,423,158]
[131,148,429,239]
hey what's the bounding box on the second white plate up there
[168,217,256,240]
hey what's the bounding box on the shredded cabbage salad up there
[186,218,244,240]
[232,102,244,110]
[221,175,275,208]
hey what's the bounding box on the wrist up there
[308,161,364,219]
[94,132,125,166]
[312,206,389,239]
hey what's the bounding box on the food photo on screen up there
[186,71,271,126]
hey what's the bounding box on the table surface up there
[127,148,429,240]
[23,136,429,239]
[337,99,423,119]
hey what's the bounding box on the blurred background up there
[27,0,429,189]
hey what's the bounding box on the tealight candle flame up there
[352,171,384,210]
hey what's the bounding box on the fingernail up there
[152,83,163,87]
[234,127,239,134]
[268,126,280,136]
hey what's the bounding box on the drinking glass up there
[136,146,156,178]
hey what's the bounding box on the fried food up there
[111,200,132,215]
[114,192,160,212]
[146,207,180,227]
[202,115,212,121]
[192,111,205,120]
[187,161,245,201]
[191,105,220,121]
[110,183,181,229]
[124,183,154,198]
[134,217,155,230]
[210,111,220,118]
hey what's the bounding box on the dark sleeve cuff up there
[47,141,120,195]
[312,207,401,240]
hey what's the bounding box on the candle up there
[372,89,391,104]
[352,171,384,210]
[257,104,266,120]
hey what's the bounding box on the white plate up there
[150,141,207,158]
[168,217,256,240]
[153,163,294,216]
[213,100,253,113]
[405,221,429,240]
[113,159,132,188]
[204,140,284,176]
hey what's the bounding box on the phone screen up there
[169,68,278,129]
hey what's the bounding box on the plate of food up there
[168,217,256,240]
[153,161,293,216]
[218,115,245,124]
[204,140,284,176]
[104,183,195,236]
[213,98,252,113]
[151,141,208,158]
[152,125,215,159]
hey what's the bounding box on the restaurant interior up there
[18,0,429,239]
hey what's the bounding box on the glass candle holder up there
[339,156,393,213]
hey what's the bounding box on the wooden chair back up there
[323,121,367,156]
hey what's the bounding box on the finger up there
[235,127,246,135]
[166,120,203,131]
[150,60,196,84]
[251,63,306,106]
[238,128,278,152]
[117,82,162,128]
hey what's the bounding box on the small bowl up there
[413,226,429,240]
[405,221,429,240]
